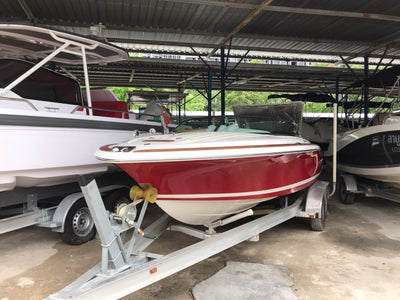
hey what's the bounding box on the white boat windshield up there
[233,102,304,136]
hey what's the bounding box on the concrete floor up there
[0,191,400,300]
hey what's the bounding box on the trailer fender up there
[340,174,358,193]
[51,184,127,233]
[51,191,85,233]
[304,180,329,217]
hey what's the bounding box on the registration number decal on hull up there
[387,134,400,152]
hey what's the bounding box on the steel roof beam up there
[17,0,36,23]
[207,0,274,58]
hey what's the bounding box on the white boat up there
[326,115,400,187]
[0,24,169,192]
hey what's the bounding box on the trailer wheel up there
[61,199,96,245]
[310,190,328,231]
[339,178,354,204]
[105,188,131,213]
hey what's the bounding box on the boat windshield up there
[0,59,82,105]
[233,102,304,136]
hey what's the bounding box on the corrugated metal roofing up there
[2,0,400,58]
[1,0,400,93]
[60,57,371,94]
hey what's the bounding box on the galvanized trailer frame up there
[339,173,400,204]
[48,177,329,300]
[0,184,127,235]
[0,172,134,246]
[0,183,83,234]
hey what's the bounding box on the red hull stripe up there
[156,174,319,201]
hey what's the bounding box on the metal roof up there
[1,0,400,94]
[62,57,369,94]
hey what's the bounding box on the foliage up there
[108,86,337,113]
[303,102,331,113]
[182,91,207,111]
[110,87,131,102]
[109,87,155,109]
[183,90,333,113]
[108,58,388,114]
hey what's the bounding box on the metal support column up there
[220,46,226,125]
[178,85,182,124]
[330,77,339,197]
[364,56,369,124]
[207,69,213,126]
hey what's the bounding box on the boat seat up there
[91,101,129,119]
[217,125,227,131]
[206,125,217,131]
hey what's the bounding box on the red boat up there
[96,127,322,226]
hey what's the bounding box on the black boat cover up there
[349,66,400,89]
[268,93,335,103]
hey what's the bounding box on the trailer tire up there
[60,199,96,245]
[339,178,355,204]
[104,188,131,213]
[310,190,328,231]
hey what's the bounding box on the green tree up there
[107,86,339,113]
[182,91,207,111]
[110,87,131,102]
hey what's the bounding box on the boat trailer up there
[339,174,400,204]
[0,174,134,245]
[47,176,329,299]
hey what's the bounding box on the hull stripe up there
[157,173,320,200]
[0,113,164,131]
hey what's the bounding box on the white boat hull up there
[0,125,134,192]
[337,164,400,188]
[156,197,274,226]
[0,26,170,195]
